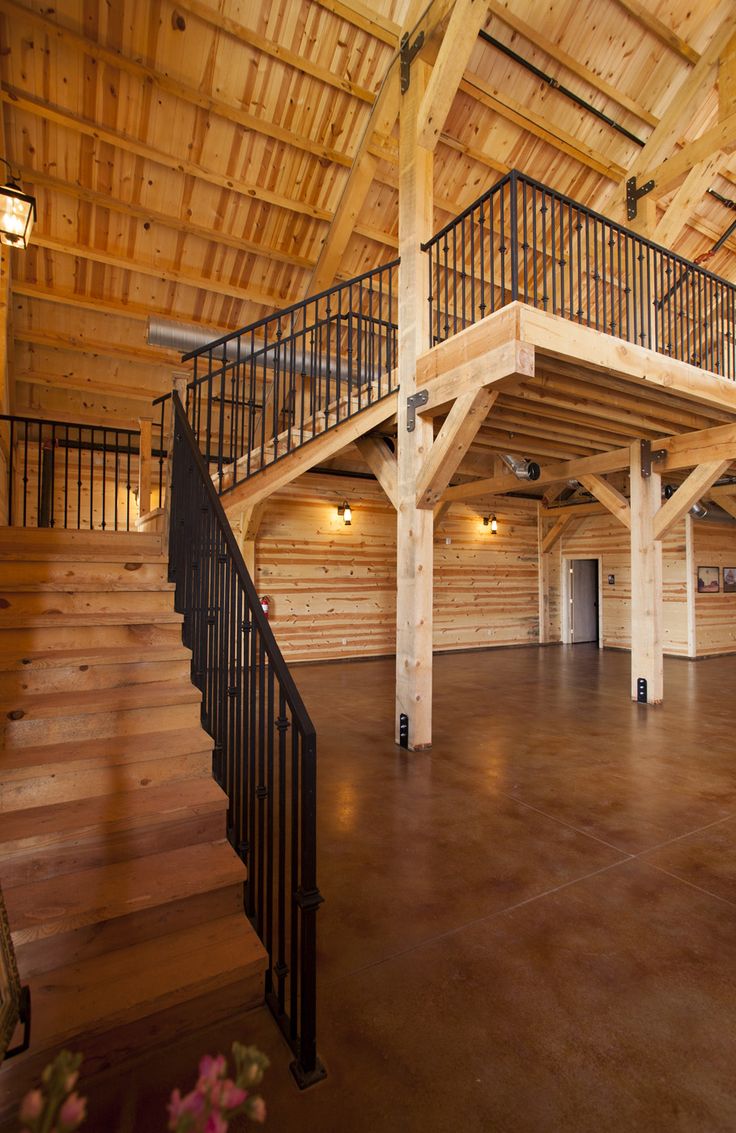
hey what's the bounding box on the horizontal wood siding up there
[547,514,688,656]
[254,476,539,662]
[692,520,736,656]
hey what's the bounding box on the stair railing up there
[168,391,324,1088]
[422,168,736,379]
[177,259,399,496]
[0,413,165,530]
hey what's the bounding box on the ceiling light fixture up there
[0,159,36,250]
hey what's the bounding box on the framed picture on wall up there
[697,566,720,593]
[724,568,736,593]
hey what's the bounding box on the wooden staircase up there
[0,528,268,1119]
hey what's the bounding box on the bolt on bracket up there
[626,176,655,221]
[406,389,429,431]
[400,30,425,94]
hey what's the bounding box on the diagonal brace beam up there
[579,474,631,529]
[654,459,731,540]
[416,389,498,508]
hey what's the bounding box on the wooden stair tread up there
[0,678,201,719]
[0,560,174,592]
[2,724,211,775]
[0,610,184,627]
[0,776,224,853]
[26,913,267,1051]
[0,529,166,562]
[0,642,191,673]
[6,840,247,943]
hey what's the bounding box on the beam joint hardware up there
[626,175,655,220]
[639,438,667,478]
[406,389,429,432]
[400,30,425,94]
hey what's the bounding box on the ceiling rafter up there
[20,168,316,272]
[30,233,291,310]
[0,0,355,170]
[175,0,378,103]
[0,87,334,224]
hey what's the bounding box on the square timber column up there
[629,439,663,703]
[396,59,434,750]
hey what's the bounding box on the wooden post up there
[137,416,152,519]
[160,372,190,540]
[629,440,663,703]
[537,503,550,643]
[396,59,434,750]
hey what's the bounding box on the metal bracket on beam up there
[400,30,425,94]
[626,176,655,221]
[640,439,667,478]
[406,389,429,432]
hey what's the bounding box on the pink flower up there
[211,1079,246,1111]
[64,1072,79,1093]
[248,1097,267,1124]
[167,1087,206,1129]
[197,1055,226,1090]
[203,1113,228,1133]
[19,1088,44,1123]
[59,1092,87,1130]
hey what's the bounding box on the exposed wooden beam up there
[0,88,333,226]
[313,0,400,45]
[578,474,631,529]
[654,459,731,539]
[176,0,377,103]
[13,328,179,369]
[30,233,288,311]
[602,9,736,219]
[0,0,353,171]
[445,447,631,502]
[21,168,315,272]
[458,73,627,181]
[355,436,399,508]
[653,151,730,246]
[629,439,663,703]
[710,491,736,519]
[417,0,490,152]
[420,341,534,414]
[416,388,497,508]
[485,1,658,127]
[541,511,578,553]
[660,421,736,470]
[612,0,699,65]
[646,116,736,201]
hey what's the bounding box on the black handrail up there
[422,169,736,380]
[168,393,324,1088]
[159,259,399,498]
[0,414,162,530]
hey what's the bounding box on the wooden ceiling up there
[2,0,736,438]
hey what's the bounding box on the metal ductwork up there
[147,316,370,382]
[662,483,708,518]
[502,454,541,481]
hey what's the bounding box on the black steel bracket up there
[640,439,667,478]
[626,176,655,221]
[406,389,428,432]
[400,30,425,94]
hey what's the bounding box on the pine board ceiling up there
[2,0,736,430]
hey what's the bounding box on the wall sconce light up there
[337,501,352,526]
[0,159,36,249]
[483,515,498,534]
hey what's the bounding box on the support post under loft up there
[395,59,434,751]
[629,440,663,704]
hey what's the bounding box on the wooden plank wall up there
[692,519,736,656]
[254,474,540,663]
[544,514,690,656]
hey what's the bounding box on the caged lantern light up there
[0,160,36,250]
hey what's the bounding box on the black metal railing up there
[178,260,399,495]
[0,415,164,530]
[422,169,736,379]
[168,392,323,1087]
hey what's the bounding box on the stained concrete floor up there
[92,646,736,1131]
